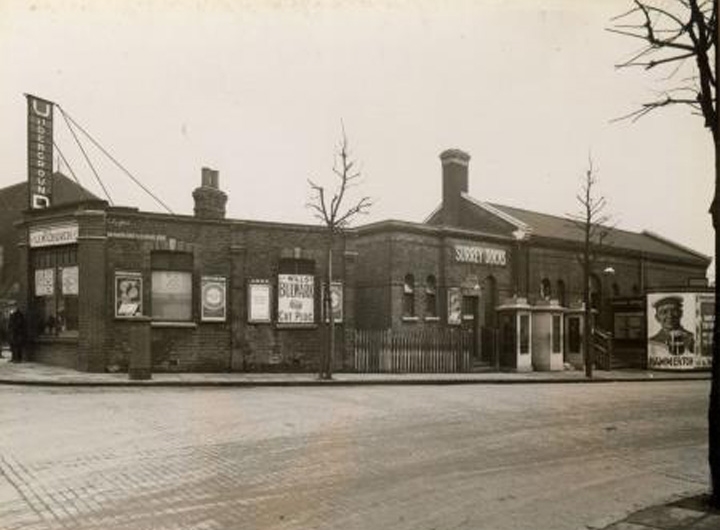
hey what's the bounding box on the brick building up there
[15,151,711,373]
[18,169,357,372]
[354,149,711,369]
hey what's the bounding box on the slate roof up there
[487,202,709,263]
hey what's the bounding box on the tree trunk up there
[584,218,593,379]
[709,113,720,507]
[321,238,335,380]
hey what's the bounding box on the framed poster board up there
[201,276,227,322]
[115,272,142,318]
[447,287,462,325]
[322,282,343,323]
[248,280,272,323]
[277,274,314,325]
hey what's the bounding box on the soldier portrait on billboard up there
[648,295,695,356]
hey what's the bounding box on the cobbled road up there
[0,381,710,530]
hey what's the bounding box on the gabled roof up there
[426,195,710,265]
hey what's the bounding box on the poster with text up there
[61,266,79,295]
[322,282,343,323]
[115,273,142,318]
[201,276,227,321]
[646,292,713,370]
[278,274,314,324]
[35,268,54,297]
[448,288,462,325]
[248,282,272,323]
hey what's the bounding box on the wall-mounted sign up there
[115,272,143,318]
[35,268,55,297]
[29,223,79,248]
[448,287,462,325]
[201,276,227,322]
[27,95,54,209]
[322,282,343,323]
[61,266,79,295]
[248,281,272,323]
[454,244,507,266]
[647,292,714,370]
[278,274,314,324]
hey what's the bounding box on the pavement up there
[1,348,717,529]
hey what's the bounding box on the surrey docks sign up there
[454,244,507,266]
[27,95,54,209]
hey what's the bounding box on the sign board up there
[646,292,714,370]
[29,223,79,248]
[447,287,462,325]
[248,281,272,323]
[278,274,314,324]
[34,268,54,297]
[454,244,507,266]
[201,276,227,322]
[115,272,143,318]
[61,266,79,295]
[322,282,343,323]
[27,95,54,209]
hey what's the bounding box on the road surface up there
[0,381,710,530]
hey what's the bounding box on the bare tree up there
[609,0,719,507]
[307,125,372,380]
[567,159,613,379]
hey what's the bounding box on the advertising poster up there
[248,281,272,323]
[35,268,54,297]
[448,287,462,325]
[697,295,715,359]
[646,292,713,370]
[278,274,314,324]
[322,282,343,323]
[61,266,79,295]
[115,273,142,318]
[201,276,227,322]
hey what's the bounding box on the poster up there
[248,281,272,323]
[201,276,227,321]
[278,274,314,324]
[35,268,54,297]
[646,292,713,370]
[61,266,79,295]
[447,287,462,325]
[322,282,343,323]
[115,272,142,318]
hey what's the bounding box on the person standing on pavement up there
[8,308,27,363]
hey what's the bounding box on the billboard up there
[278,274,314,324]
[646,292,714,370]
[27,95,54,209]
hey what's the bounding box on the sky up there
[0,0,714,267]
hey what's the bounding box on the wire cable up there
[58,107,113,205]
[58,106,174,214]
[53,141,91,201]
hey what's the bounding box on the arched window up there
[556,280,566,307]
[425,275,437,318]
[540,278,552,300]
[403,274,415,317]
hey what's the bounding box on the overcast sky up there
[0,0,714,265]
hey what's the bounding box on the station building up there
[13,150,712,373]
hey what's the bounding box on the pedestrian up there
[8,308,26,363]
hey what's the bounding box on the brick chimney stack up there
[440,149,470,226]
[193,167,227,220]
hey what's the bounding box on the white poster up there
[647,292,713,370]
[248,282,271,323]
[448,287,462,325]
[35,268,54,296]
[278,274,314,324]
[61,266,79,295]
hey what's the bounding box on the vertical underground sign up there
[27,95,54,209]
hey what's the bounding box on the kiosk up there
[531,299,564,371]
[497,297,533,372]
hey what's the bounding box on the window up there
[31,246,79,336]
[552,314,562,353]
[462,295,476,320]
[519,314,530,354]
[540,278,552,300]
[557,280,566,307]
[151,252,193,321]
[425,275,437,318]
[403,274,415,317]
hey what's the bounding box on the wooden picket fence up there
[354,328,472,373]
